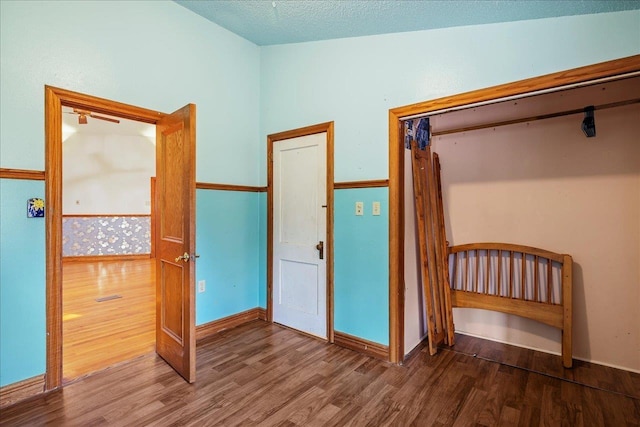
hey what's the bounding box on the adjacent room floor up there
[3,321,638,425]
[62,258,155,382]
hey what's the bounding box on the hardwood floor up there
[62,258,155,382]
[3,321,639,426]
[446,333,640,400]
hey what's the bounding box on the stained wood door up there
[273,133,327,338]
[155,104,196,383]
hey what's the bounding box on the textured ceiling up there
[174,0,640,46]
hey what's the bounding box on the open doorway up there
[60,107,156,382]
[45,86,197,390]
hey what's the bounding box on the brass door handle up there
[316,241,324,260]
[175,252,190,263]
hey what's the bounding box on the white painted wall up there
[432,104,640,371]
[63,133,155,214]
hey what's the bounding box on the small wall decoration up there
[27,198,45,218]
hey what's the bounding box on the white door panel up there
[273,133,327,338]
[279,144,319,245]
[279,259,318,314]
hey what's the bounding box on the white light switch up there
[372,201,381,216]
[198,280,206,293]
[355,201,364,216]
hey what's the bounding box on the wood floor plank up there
[62,259,155,382]
[2,321,638,426]
[449,333,640,399]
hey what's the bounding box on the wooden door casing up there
[388,55,640,363]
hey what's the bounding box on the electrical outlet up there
[372,201,381,216]
[198,280,206,293]
[355,201,364,216]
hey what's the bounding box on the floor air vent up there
[95,295,122,302]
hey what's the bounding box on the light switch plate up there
[372,201,381,216]
[355,201,364,216]
[198,280,206,293]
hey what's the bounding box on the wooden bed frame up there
[448,243,573,368]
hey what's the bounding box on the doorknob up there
[316,241,324,260]
[175,252,190,263]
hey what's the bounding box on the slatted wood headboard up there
[448,243,573,368]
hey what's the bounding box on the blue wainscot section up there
[334,187,389,345]
[0,179,46,387]
[195,189,261,325]
[258,191,267,309]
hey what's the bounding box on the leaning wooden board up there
[410,141,454,354]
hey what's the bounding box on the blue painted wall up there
[195,190,261,324]
[0,0,260,386]
[259,10,639,355]
[0,0,261,183]
[259,10,640,182]
[0,179,46,387]
[258,192,267,309]
[334,188,389,345]
[1,1,639,386]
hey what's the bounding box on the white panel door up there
[273,133,327,338]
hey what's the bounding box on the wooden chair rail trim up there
[451,291,563,329]
[334,330,389,360]
[0,374,45,409]
[196,182,267,192]
[449,243,566,263]
[334,179,389,189]
[0,168,46,181]
[195,308,266,342]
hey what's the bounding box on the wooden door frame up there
[44,86,167,390]
[387,55,640,363]
[150,177,157,259]
[267,122,335,342]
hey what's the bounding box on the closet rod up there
[431,98,640,137]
